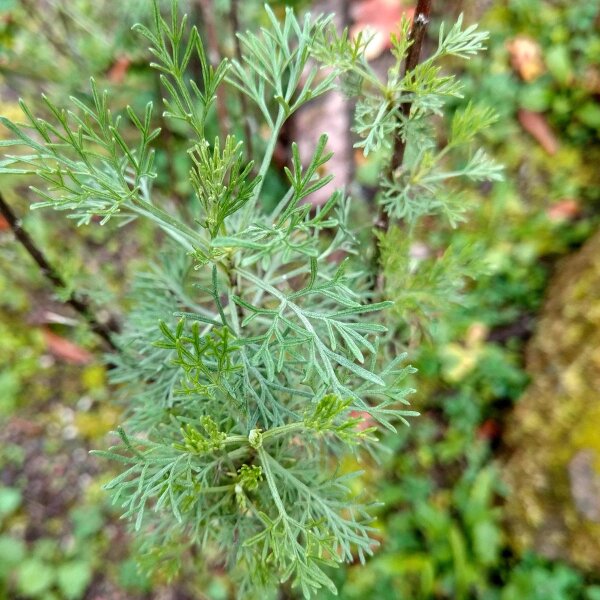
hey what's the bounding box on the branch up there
[0,193,120,351]
[375,0,433,236]
[371,0,433,293]
[390,0,433,173]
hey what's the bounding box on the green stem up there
[202,484,235,493]
[257,446,288,518]
[224,435,250,446]
[243,109,286,224]
[222,421,304,448]
[262,421,303,441]
[131,196,207,251]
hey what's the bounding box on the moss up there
[503,228,600,570]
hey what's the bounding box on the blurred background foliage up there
[0,0,599,598]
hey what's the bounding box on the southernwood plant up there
[0,0,501,597]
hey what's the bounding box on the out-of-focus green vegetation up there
[0,0,599,598]
[442,1,600,145]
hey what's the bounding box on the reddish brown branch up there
[372,0,433,291]
[375,0,433,237]
[390,0,433,174]
[0,193,119,351]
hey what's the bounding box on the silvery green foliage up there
[0,2,496,597]
[314,14,502,227]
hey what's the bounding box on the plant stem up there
[376,0,433,236]
[372,0,433,292]
[257,447,288,518]
[202,484,235,493]
[257,111,286,196]
[262,421,304,441]
[243,109,286,224]
[390,0,433,174]
[0,192,119,351]
[130,196,206,252]
[222,422,304,448]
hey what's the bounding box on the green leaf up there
[545,45,572,86]
[472,520,501,566]
[56,561,93,600]
[586,586,600,600]
[17,559,56,597]
[0,535,26,576]
[577,102,600,129]
[0,486,21,519]
[118,559,152,592]
[519,84,552,112]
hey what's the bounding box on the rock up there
[568,450,600,523]
[503,228,600,571]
